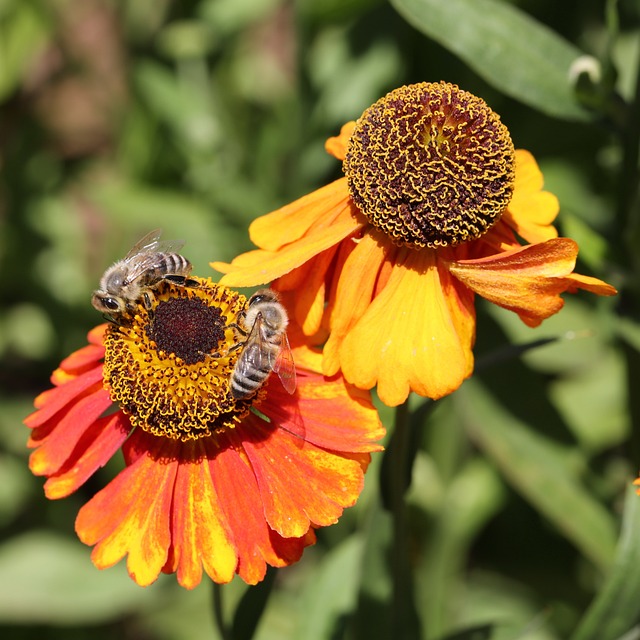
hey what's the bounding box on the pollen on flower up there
[103,278,256,441]
[344,81,516,249]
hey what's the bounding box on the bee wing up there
[124,228,186,260]
[236,316,269,378]
[273,332,297,395]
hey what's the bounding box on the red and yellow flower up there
[213,82,617,406]
[25,279,384,589]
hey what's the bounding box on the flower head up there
[213,81,617,406]
[25,278,384,588]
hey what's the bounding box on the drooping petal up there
[338,248,476,405]
[76,432,176,587]
[43,411,131,499]
[502,149,559,244]
[274,245,338,336]
[322,232,389,377]
[447,238,616,327]
[237,414,369,539]
[163,439,237,589]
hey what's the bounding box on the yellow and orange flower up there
[213,82,617,406]
[24,279,384,589]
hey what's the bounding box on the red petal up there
[210,441,308,584]
[238,415,368,538]
[43,411,131,499]
[28,386,113,477]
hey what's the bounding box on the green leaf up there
[390,0,593,121]
[570,484,640,640]
[459,380,617,569]
[0,532,155,624]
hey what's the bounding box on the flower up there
[24,278,384,589]
[212,82,617,407]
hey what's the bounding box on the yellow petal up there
[504,149,560,243]
[339,249,475,405]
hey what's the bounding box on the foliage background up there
[0,0,639,638]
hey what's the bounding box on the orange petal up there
[447,238,614,327]
[323,232,389,376]
[338,248,475,405]
[251,178,352,251]
[325,122,356,161]
[76,433,175,587]
[164,440,237,588]
[238,415,368,538]
[213,212,361,288]
[503,149,559,244]
[43,412,131,499]
[274,246,338,335]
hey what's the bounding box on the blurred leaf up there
[550,349,629,452]
[295,536,364,640]
[415,459,506,638]
[439,624,494,640]
[0,454,34,527]
[487,297,614,375]
[0,1,50,102]
[0,532,155,624]
[570,484,640,640]
[390,0,593,120]
[459,380,617,569]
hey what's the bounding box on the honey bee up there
[230,289,297,400]
[92,228,194,323]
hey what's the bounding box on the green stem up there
[389,399,417,639]
[213,583,231,640]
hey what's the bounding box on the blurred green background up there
[1,0,640,638]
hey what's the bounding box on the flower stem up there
[388,399,420,639]
[212,583,231,640]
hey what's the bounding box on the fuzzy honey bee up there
[230,289,297,400]
[92,228,195,323]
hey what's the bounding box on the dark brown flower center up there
[147,297,226,365]
[344,81,515,249]
[103,278,258,441]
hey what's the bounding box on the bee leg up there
[142,290,156,311]
[163,275,200,288]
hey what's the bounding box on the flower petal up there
[163,439,237,588]
[76,432,175,587]
[28,384,113,477]
[213,209,361,288]
[238,415,368,538]
[323,233,389,376]
[210,441,309,584]
[503,149,559,244]
[338,249,475,405]
[251,178,353,251]
[257,369,385,453]
[325,122,356,161]
[447,238,615,327]
[43,411,131,499]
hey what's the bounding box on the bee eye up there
[104,298,121,311]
